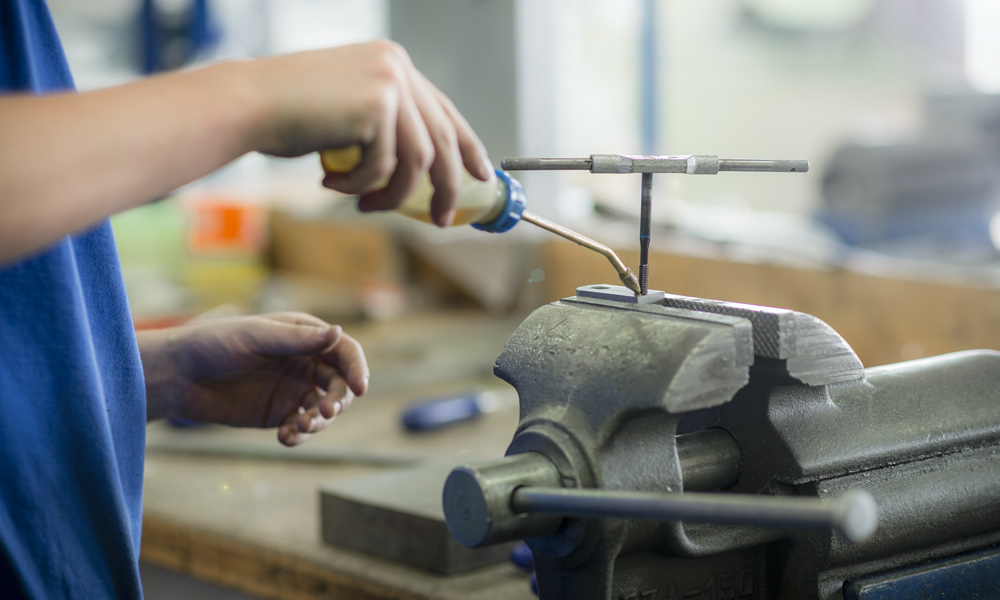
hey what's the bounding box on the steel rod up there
[521,211,641,295]
[718,159,809,172]
[501,157,591,171]
[510,487,878,542]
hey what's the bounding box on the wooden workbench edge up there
[140,513,418,600]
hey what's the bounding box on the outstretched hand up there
[139,312,368,446]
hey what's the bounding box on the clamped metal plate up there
[576,284,665,304]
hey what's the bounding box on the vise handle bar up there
[510,486,878,543]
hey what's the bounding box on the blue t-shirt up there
[0,1,146,598]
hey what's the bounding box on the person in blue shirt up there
[0,1,493,597]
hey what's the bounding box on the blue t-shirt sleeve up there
[0,0,74,92]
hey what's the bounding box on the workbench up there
[140,311,536,600]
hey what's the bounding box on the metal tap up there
[502,154,809,296]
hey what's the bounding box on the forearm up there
[0,41,493,265]
[0,61,264,264]
[137,328,180,422]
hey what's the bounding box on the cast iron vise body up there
[443,285,1000,599]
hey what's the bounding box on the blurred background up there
[46,0,1000,361]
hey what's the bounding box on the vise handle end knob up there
[834,489,879,543]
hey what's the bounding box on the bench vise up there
[442,284,1000,599]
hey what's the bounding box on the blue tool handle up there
[401,394,483,432]
[510,542,534,570]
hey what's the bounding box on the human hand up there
[246,40,493,227]
[140,312,368,446]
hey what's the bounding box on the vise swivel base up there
[442,285,1000,600]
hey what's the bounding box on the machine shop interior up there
[48,1,1000,598]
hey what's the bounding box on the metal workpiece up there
[510,488,878,543]
[575,284,666,305]
[520,211,641,295]
[501,154,809,174]
[442,452,563,549]
[319,459,519,574]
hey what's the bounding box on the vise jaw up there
[442,285,1000,599]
